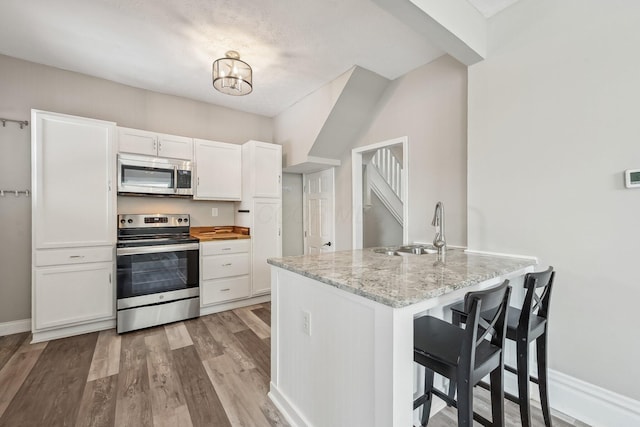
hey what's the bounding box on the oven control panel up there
[118,214,190,228]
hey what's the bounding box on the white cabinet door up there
[117,127,193,160]
[34,262,114,330]
[242,141,281,199]
[33,111,115,249]
[252,199,281,295]
[194,139,241,200]
[117,127,157,156]
[158,133,193,160]
[250,141,282,198]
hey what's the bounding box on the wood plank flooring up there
[0,304,285,427]
[0,303,589,427]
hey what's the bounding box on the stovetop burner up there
[117,213,198,247]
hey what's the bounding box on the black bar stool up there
[449,267,555,427]
[413,280,511,426]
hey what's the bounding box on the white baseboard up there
[269,384,311,427]
[0,318,31,337]
[199,294,270,317]
[31,319,116,343]
[548,369,640,426]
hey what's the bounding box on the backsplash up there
[117,196,235,226]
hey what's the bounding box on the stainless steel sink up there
[373,245,438,256]
[373,248,400,256]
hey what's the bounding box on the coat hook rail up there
[0,117,29,129]
[0,189,30,197]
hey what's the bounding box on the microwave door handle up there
[173,166,178,193]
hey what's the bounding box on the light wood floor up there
[0,303,588,427]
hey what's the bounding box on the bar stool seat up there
[413,280,512,427]
[414,316,502,380]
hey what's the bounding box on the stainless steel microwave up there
[117,154,193,196]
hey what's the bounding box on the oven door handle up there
[117,243,199,256]
[174,166,178,193]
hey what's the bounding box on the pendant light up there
[212,51,253,96]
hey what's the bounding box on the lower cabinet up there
[34,262,114,330]
[200,239,251,307]
[32,245,115,342]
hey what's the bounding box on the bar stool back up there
[450,267,555,426]
[414,280,511,426]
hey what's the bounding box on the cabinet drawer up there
[202,253,250,280]
[201,239,250,256]
[201,276,250,306]
[36,246,113,267]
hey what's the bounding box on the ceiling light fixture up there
[212,50,253,96]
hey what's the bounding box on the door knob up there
[323,242,332,247]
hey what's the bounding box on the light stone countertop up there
[267,248,537,308]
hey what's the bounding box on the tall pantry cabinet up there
[236,141,282,296]
[31,110,116,342]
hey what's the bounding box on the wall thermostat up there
[625,169,640,188]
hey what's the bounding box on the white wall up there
[274,69,351,168]
[363,192,403,248]
[468,0,640,401]
[0,54,273,325]
[335,55,468,250]
[282,173,304,256]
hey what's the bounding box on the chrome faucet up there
[431,201,446,254]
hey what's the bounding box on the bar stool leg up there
[517,338,532,427]
[490,365,505,427]
[536,331,553,427]
[456,373,474,426]
[420,368,435,427]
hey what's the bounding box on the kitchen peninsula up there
[267,247,536,427]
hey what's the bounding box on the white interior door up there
[304,168,335,255]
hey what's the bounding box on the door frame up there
[352,136,409,249]
[302,167,336,254]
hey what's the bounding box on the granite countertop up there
[191,226,250,241]
[267,247,536,308]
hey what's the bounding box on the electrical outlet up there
[302,311,311,336]
[211,208,218,217]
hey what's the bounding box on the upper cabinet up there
[242,140,282,199]
[117,126,193,161]
[33,111,116,249]
[193,139,242,201]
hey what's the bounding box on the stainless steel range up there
[116,213,199,333]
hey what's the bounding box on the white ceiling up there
[0,0,517,118]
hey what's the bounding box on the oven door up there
[116,243,199,306]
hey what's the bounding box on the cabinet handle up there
[109,273,112,283]
[198,176,200,186]
[153,140,157,151]
[173,166,178,194]
[220,288,230,292]
[221,248,231,251]
[222,263,232,267]
[69,255,85,259]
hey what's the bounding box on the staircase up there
[365,147,403,225]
